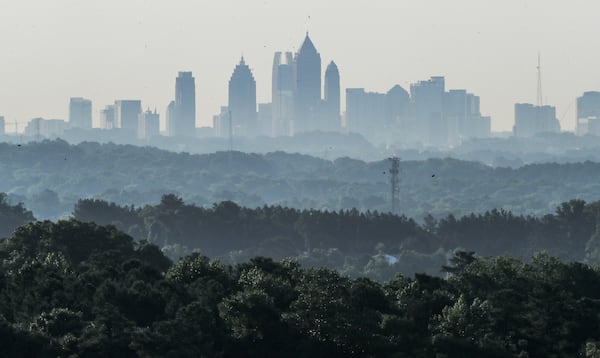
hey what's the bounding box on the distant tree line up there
[6,140,600,220]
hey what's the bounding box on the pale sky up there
[0,0,598,132]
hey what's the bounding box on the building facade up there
[69,97,92,129]
[272,52,295,136]
[228,57,257,137]
[294,33,321,134]
[173,72,196,136]
[513,103,560,137]
[114,100,142,132]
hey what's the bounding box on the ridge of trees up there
[6,140,600,219]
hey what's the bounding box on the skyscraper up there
[345,88,386,142]
[114,100,142,132]
[272,51,295,136]
[294,33,321,133]
[576,91,600,135]
[165,101,176,136]
[173,71,196,137]
[138,108,160,139]
[0,116,4,136]
[69,97,92,129]
[322,61,341,132]
[410,77,445,145]
[228,57,257,137]
[99,105,115,129]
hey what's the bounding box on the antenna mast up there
[537,53,543,106]
[389,157,400,213]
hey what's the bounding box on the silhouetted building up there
[576,91,600,135]
[114,100,142,132]
[213,106,230,138]
[294,33,321,133]
[25,118,68,138]
[69,97,92,129]
[100,105,115,129]
[513,103,560,137]
[444,90,491,144]
[385,85,411,143]
[173,71,196,136]
[0,116,4,136]
[322,61,341,132]
[411,76,445,145]
[272,51,295,136]
[138,108,160,139]
[228,57,257,137]
[345,88,386,142]
[165,101,176,136]
[257,103,272,136]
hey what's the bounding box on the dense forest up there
[3,219,600,356]
[4,140,600,221]
[4,192,600,279]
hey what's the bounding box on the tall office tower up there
[576,91,600,135]
[513,103,560,137]
[0,116,4,136]
[99,105,115,129]
[444,90,490,144]
[69,97,92,129]
[114,100,142,133]
[322,61,341,132]
[165,101,176,136]
[410,76,446,145]
[345,88,386,143]
[138,108,160,139]
[173,71,196,136]
[272,52,295,136]
[385,85,411,142]
[294,33,321,133]
[228,57,257,137]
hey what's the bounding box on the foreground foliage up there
[1,220,600,357]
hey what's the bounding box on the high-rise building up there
[138,108,160,139]
[294,33,321,133]
[0,116,4,136]
[99,105,115,129]
[345,88,386,142]
[114,100,142,132]
[411,76,445,145]
[322,61,341,132]
[228,57,257,137]
[385,85,411,142]
[576,91,600,135]
[444,90,490,144]
[173,71,196,136]
[513,103,560,137]
[69,97,92,129]
[165,101,176,136]
[272,51,295,136]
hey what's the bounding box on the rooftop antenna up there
[537,52,543,107]
[389,156,400,214]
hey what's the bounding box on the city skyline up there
[1,1,599,132]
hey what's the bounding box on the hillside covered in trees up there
[3,140,600,220]
[2,219,600,357]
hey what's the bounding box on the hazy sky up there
[0,0,598,132]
